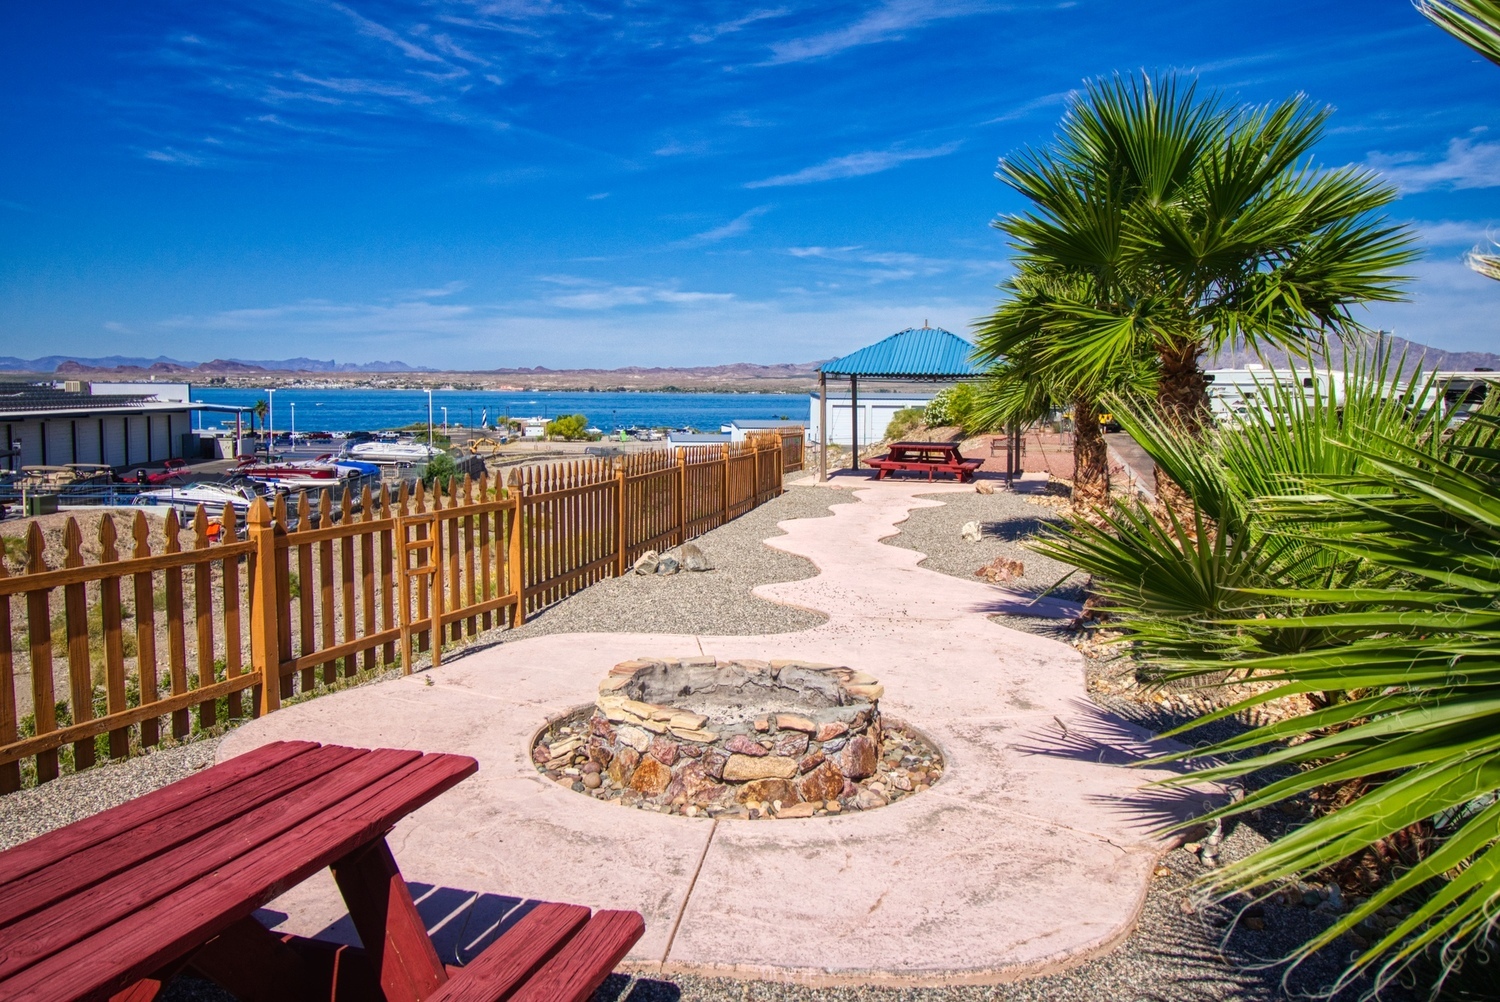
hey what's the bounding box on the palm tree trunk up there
[1156,339,1210,435]
[1155,340,1210,514]
[1071,396,1109,510]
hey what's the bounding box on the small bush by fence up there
[0,436,795,790]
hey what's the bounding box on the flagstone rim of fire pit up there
[529,656,945,819]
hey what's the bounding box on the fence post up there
[676,452,688,545]
[509,485,525,628]
[615,466,627,577]
[247,498,280,715]
[429,494,444,669]
[720,447,730,526]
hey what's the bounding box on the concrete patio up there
[220,475,1199,987]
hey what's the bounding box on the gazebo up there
[816,324,984,481]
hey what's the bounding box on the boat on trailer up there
[133,482,265,517]
[342,440,442,466]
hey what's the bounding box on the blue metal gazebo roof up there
[818,325,981,379]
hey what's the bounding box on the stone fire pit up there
[531,657,942,819]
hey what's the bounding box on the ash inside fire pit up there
[531,657,942,820]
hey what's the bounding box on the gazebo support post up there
[850,374,859,471]
[818,371,828,482]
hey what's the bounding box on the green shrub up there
[545,414,590,440]
[924,385,991,432]
[884,407,924,441]
[422,454,459,491]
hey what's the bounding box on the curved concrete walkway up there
[220,477,1196,987]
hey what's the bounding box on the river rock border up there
[530,657,943,819]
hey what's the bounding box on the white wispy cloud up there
[328,2,446,64]
[1415,220,1500,247]
[982,89,1075,125]
[410,281,468,298]
[1366,137,1500,193]
[746,142,961,188]
[690,8,790,44]
[586,192,611,200]
[539,276,736,310]
[143,147,208,166]
[679,206,772,245]
[785,244,1003,283]
[765,0,990,64]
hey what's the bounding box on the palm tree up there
[251,399,268,445]
[1421,0,1500,64]
[994,73,1416,450]
[974,268,1154,508]
[1420,2,1500,280]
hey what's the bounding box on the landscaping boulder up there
[679,542,712,571]
[633,550,659,575]
[975,556,1024,584]
[960,520,983,542]
[655,553,681,574]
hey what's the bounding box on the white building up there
[807,391,935,447]
[666,431,731,449]
[724,418,807,444]
[1,381,210,472]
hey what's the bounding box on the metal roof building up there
[814,325,982,480]
[0,381,250,472]
[818,326,982,380]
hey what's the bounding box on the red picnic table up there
[0,741,644,1002]
[865,441,983,483]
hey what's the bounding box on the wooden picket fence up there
[0,436,793,790]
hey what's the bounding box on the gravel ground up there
[500,485,835,640]
[2,483,1407,1001]
[0,735,224,851]
[882,485,1083,602]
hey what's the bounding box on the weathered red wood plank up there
[0,744,360,927]
[424,902,589,1002]
[330,837,448,1002]
[0,741,317,887]
[0,748,420,980]
[506,910,645,1002]
[0,752,475,1002]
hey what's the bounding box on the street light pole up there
[426,389,434,447]
[266,389,275,453]
[442,407,448,437]
[290,403,296,446]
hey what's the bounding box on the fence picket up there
[220,504,243,722]
[131,512,160,749]
[24,526,58,783]
[340,488,356,677]
[0,559,18,792]
[295,492,315,693]
[360,485,377,672]
[161,511,190,741]
[61,519,95,771]
[192,506,216,733]
[318,488,336,685]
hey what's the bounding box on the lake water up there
[189,388,809,434]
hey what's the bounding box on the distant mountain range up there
[1208,334,1500,373]
[0,355,435,374]
[1,334,1494,382]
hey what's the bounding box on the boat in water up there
[342,441,443,466]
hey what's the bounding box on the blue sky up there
[3,1,1499,369]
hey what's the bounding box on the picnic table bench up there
[865,441,983,483]
[0,740,644,1002]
